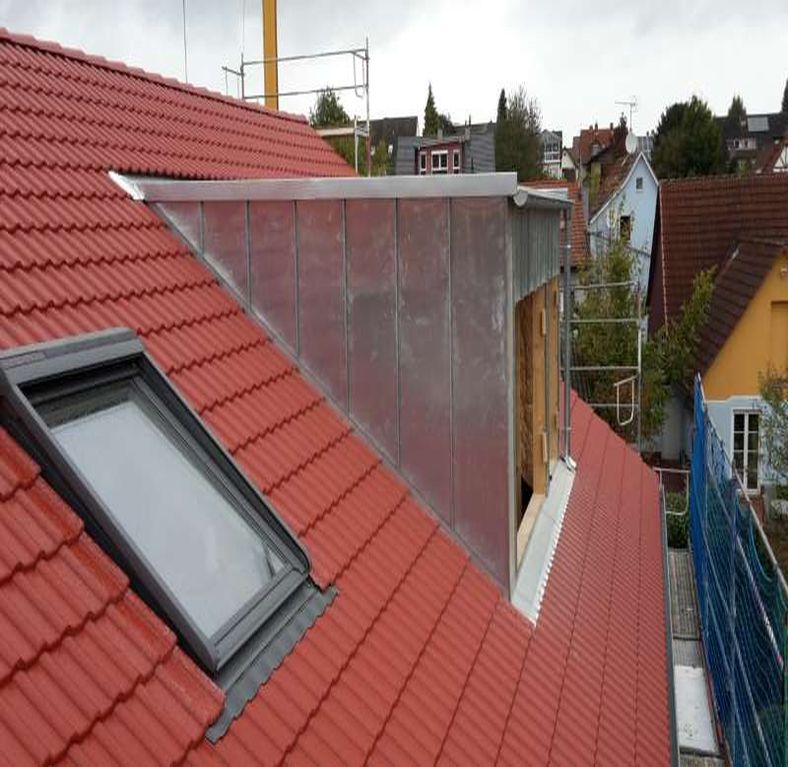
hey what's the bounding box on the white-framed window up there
[543,142,560,163]
[453,149,461,173]
[732,410,760,492]
[635,176,643,192]
[431,150,448,174]
[419,152,427,175]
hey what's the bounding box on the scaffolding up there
[222,42,371,174]
[561,233,645,449]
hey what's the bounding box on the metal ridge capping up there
[110,171,573,209]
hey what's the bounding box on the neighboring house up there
[561,146,579,181]
[648,174,788,488]
[570,122,653,180]
[0,28,671,767]
[394,121,496,175]
[572,122,616,170]
[586,145,659,290]
[368,115,418,171]
[756,135,788,174]
[716,111,788,173]
[540,129,563,178]
[528,178,591,267]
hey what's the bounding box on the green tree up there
[782,78,788,113]
[423,84,439,137]
[759,368,788,489]
[572,230,715,441]
[494,85,542,180]
[308,88,383,174]
[651,96,725,179]
[309,88,350,128]
[370,139,391,176]
[438,113,455,136]
[726,94,747,132]
[496,88,508,123]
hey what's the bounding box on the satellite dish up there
[625,131,638,155]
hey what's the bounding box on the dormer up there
[114,173,575,608]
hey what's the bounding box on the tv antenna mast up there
[615,97,638,130]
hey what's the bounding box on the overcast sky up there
[1,0,786,139]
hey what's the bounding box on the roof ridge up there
[661,171,788,188]
[0,27,309,126]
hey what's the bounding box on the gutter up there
[660,482,681,767]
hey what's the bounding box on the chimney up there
[437,127,443,140]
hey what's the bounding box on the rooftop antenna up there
[182,0,188,83]
[615,97,638,131]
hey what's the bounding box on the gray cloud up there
[0,0,785,140]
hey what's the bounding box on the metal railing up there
[690,376,788,766]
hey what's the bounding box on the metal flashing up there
[207,582,336,742]
[109,171,572,211]
[511,458,575,622]
[0,330,320,682]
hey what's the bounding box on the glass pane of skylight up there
[47,390,285,637]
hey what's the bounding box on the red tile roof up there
[572,125,615,166]
[649,173,788,331]
[0,29,670,766]
[528,179,591,266]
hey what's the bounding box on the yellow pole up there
[262,0,278,110]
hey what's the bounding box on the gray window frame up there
[0,328,313,676]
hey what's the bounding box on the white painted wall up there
[588,153,658,291]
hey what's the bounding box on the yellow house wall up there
[703,254,788,400]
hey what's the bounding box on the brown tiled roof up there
[696,239,787,374]
[528,178,590,265]
[651,173,788,329]
[572,125,615,165]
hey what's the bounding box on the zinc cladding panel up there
[512,206,561,301]
[0,28,670,767]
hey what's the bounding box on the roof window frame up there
[0,328,313,676]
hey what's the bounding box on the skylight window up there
[0,329,331,736]
[40,382,286,637]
